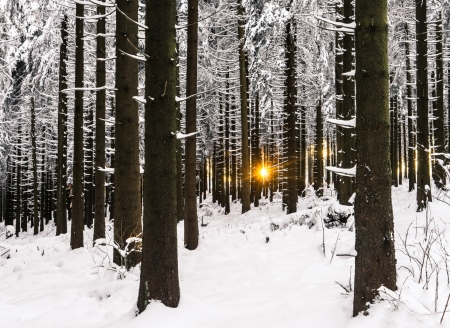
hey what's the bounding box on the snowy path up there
[0,186,448,327]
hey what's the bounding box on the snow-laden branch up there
[314,15,356,30]
[342,70,355,77]
[132,96,146,104]
[118,50,146,61]
[326,117,356,128]
[175,86,220,103]
[325,165,356,177]
[171,131,198,139]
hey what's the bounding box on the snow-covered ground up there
[1,185,450,327]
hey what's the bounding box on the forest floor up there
[0,184,449,327]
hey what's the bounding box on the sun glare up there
[260,167,268,178]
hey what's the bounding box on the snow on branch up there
[325,165,356,177]
[171,131,199,139]
[175,86,220,103]
[326,117,356,128]
[118,50,146,61]
[314,15,356,29]
[132,96,146,104]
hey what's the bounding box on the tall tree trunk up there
[114,0,142,266]
[93,5,106,242]
[416,0,431,210]
[40,132,45,232]
[184,0,199,250]
[405,24,415,191]
[212,141,216,203]
[225,74,231,214]
[353,0,397,316]
[85,104,94,228]
[253,94,260,207]
[393,96,399,187]
[335,3,344,200]
[15,125,21,237]
[71,3,85,249]
[284,15,297,213]
[57,15,68,236]
[299,106,307,193]
[340,0,354,205]
[176,43,185,223]
[138,0,180,311]
[238,0,250,213]
[109,99,115,222]
[433,16,446,187]
[316,99,324,196]
[231,101,237,202]
[31,98,39,235]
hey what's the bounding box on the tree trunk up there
[316,99,324,196]
[85,104,94,228]
[433,16,446,187]
[405,24,415,191]
[231,101,237,202]
[71,3,85,249]
[225,73,231,214]
[114,0,142,266]
[31,98,39,235]
[416,0,431,210]
[284,16,297,214]
[253,94,260,207]
[56,15,68,236]
[335,3,344,200]
[340,0,355,205]
[93,5,106,242]
[184,0,199,250]
[109,99,115,222]
[393,96,399,187]
[15,125,21,237]
[138,0,180,311]
[40,133,45,232]
[237,0,250,213]
[353,0,397,316]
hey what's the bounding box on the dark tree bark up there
[433,17,446,187]
[353,0,397,316]
[137,0,180,311]
[15,125,21,237]
[114,0,142,266]
[253,95,261,207]
[176,44,184,223]
[93,4,106,242]
[284,15,297,214]
[40,131,45,232]
[31,98,39,235]
[231,101,237,202]
[225,74,231,214]
[85,104,94,228]
[184,0,199,250]
[416,0,431,210]
[212,142,216,203]
[299,106,307,194]
[335,3,344,200]
[405,24,415,192]
[238,0,250,213]
[393,96,399,187]
[315,99,324,196]
[109,99,115,222]
[71,2,85,249]
[340,0,355,206]
[56,15,68,236]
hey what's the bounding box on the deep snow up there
[0,184,450,327]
